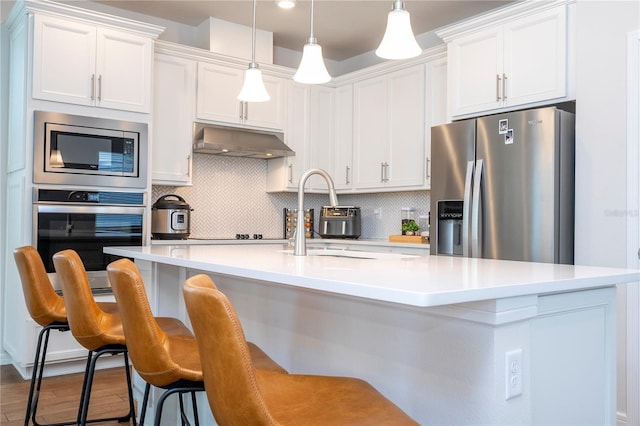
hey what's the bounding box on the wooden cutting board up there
[388,235,428,244]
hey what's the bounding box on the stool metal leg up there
[25,323,76,426]
[77,347,136,426]
[152,385,203,426]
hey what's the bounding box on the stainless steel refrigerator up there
[430,106,575,264]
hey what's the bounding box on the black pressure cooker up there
[151,194,192,239]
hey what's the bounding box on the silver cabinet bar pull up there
[496,74,501,101]
[502,73,507,100]
[97,75,102,101]
[244,102,248,120]
[345,165,350,184]
[288,164,293,183]
[425,157,430,180]
[380,163,385,182]
[91,74,95,100]
[186,154,191,177]
[239,102,243,120]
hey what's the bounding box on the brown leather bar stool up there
[106,258,288,426]
[13,246,119,426]
[183,274,419,426]
[51,249,139,425]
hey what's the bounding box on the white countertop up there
[104,244,639,308]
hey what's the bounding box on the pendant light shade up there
[376,1,421,60]
[294,0,331,84]
[238,64,271,102]
[294,38,331,84]
[238,0,271,102]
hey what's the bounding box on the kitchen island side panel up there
[137,258,616,425]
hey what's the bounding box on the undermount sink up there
[280,249,418,260]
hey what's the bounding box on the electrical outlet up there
[373,208,382,219]
[505,349,523,400]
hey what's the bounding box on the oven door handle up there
[34,204,146,215]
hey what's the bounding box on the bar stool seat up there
[13,246,118,426]
[183,274,418,426]
[106,258,287,426]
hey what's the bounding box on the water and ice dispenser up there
[437,201,463,256]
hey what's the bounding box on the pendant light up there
[238,0,270,102]
[376,1,421,60]
[293,0,331,84]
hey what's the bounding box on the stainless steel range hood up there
[193,122,293,159]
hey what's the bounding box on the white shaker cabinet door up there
[352,75,388,189]
[244,74,286,130]
[32,14,96,106]
[448,26,503,116]
[196,62,244,124]
[333,85,354,191]
[95,28,153,113]
[387,65,426,188]
[267,82,309,192]
[152,54,196,185]
[503,6,567,107]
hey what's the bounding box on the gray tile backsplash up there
[152,154,429,240]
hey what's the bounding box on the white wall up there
[574,1,640,424]
[0,0,9,364]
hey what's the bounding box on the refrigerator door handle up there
[471,159,484,258]
[462,160,475,257]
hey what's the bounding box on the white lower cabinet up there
[353,65,426,191]
[152,54,196,185]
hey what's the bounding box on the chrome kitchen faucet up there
[294,169,338,255]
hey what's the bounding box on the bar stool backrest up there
[13,245,66,326]
[52,249,124,350]
[183,274,278,426]
[107,258,188,387]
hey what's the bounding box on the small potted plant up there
[402,220,420,236]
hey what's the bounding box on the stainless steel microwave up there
[33,111,148,188]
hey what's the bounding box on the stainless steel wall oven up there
[33,111,148,188]
[33,188,147,293]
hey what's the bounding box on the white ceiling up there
[87,0,514,61]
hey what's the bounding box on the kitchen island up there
[105,243,639,425]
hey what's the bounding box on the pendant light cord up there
[307,0,316,43]
[251,0,257,65]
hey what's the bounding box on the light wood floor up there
[0,364,134,425]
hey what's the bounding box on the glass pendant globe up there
[237,66,271,102]
[376,7,421,59]
[294,42,331,84]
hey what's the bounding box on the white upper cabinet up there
[196,62,286,130]
[353,65,426,191]
[267,81,309,192]
[152,53,196,185]
[425,56,448,189]
[446,4,569,117]
[32,14,153,113]
[308,85,353,192]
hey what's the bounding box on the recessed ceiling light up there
[276,0,296,9]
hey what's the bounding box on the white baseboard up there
[0,351,12,365]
